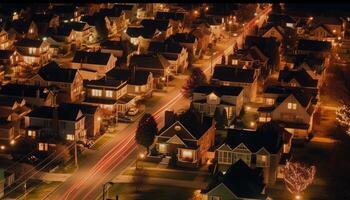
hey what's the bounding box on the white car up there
[127,108,139,116]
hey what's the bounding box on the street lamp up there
[136,153,145,169]
[102,181,114,200]
[229,20,232,36]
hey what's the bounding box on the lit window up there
[174,125,181,131]
[266,98,274,105]
[29,47,35,55]
[158,143,166,153]
[92,89,102,97]
[28,130,36,138]
[181,149,193,159]
[38,143,48,151]
[257,154,269,167]
[105,90,113,98]
[66,134,74,141]
[232,59,238,65]
[287,103,297,110]
[29,28,34,34]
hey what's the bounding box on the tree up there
[135,113,158,153]
[336,104,350,135]
[182,67,207,99]
[214,108,229,129]
[133,167,148,192]
[284,161,316,199]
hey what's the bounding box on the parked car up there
[127,107,139,116]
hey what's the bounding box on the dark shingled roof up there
[98,8,123,18]
[60,103,98,115]
[31,14,55,23]
[245,36,280,63]
[27,106,83,121]
[0,84,49,99]
[212,65,256,83]
[202,160,266,199]
[193,85,243,97]
[130,53,170,70]
[51,5,77,14]
[297,39,331,52]
[113,4,134,11]
[148,40,183,54]
[60,21,87,32]
[38,61,77,83]
[278,68,318,88]
[106,68,151,85]
[0,50,15,60]
[168,33,196,43]
[4,20,32,34]
[268,13,296,24]
[126,26,156,39]
[72,51,112,65]
[155,11,185,21]
[140,19,170,32]
[15,39,43,48]
[0,96,24,107]
[84,78,125,88]
[100,40,124,51]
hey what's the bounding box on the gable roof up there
[193,85,243,97]
[140,19,170,32]
[106,68,151,85]
[15,38,43,48]
[0,96,24,108]
[130,53,170,70]
[148,40,183,54]
[126,26,156,39]
[0,50,16,60]
[4,20,33,34]
[0,83,49,99]
[100,40,124,51]
[278,68,318,88]
[98,7,123,18]
[72,50,112,65]
[202,160,266,199]
[27,106,83,121]
[212,65,256,83]
[245,36,280,60]
[268,13,296,24]
[60,103,98,115]
[155,11,185,21]
[297,39,331,52]
[84,78,126,89]
[38,61,78,83]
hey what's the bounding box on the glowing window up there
[159,143,166,153]
[105,90,113,98]
[287,103,297,110]
[38,143,48,151]
[92,89,102,97]
[182,149,193,159]
[66,134,74,141]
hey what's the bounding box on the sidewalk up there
[31,171,72,182]
[128,166,210,175]
[112,175,208,189]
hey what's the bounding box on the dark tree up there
[135,113,158,153]
[214,108,228,129]
[182,67,207,99]
[133,167,148,192]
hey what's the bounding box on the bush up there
[156,82,164,89]
[170,151,177,167]
[150,147,159,156]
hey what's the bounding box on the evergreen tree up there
[182,67,207,99]
[135,113,158,153]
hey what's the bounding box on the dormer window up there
[174,125,181,131]
[287,102,297,110]
[232,59,238,65]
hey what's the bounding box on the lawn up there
[26,181,61,199]
[100,183,198,200]
[137,94,163,108]
[90,134,113,150]
[123,169,199,181]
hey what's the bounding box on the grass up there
[54,153,88,173]
[100,183,197,200]
[137,94,163,108]
[136,161,159,168]
[90,134,113,150]
[123,169,199,181]
[26,181,61,199]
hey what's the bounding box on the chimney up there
[36,89,40,99]
[164,109,176,127]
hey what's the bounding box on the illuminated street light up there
[205,6,209,11]
[1,145,5,150]
[250,121,255,127]
[309,16,313,20]
[139,153,145,159]
[10,140,15,145]
[43,37,47,41]
[338,36,342,40]
[194,10,198,15]
[295,194,302,200]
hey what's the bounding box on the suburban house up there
[50,5,81,22]
[106,68,153,99]
[155,109,215,168]
[124,26,157,52]
[155,11,185,33]
[257,85,316,139]
[0,50,20,74]
[191,85,244,120]
[29,61,84,103]
[140,19,173,39]
[296,56,326,85]
[57,21,96,46]
[15,38,52,66]
[4,20,38,40]
[310,16,344,39]
[201,160,267,200]
[211,65,258,102]
[71,50,117,76]
[0,28,13,50]
[25,105,87,143]
[0,83,55,108]
[0,96,31,150]
[215,122,292,186]
[295,39,331,58]
[260,24,285,43]
[97,7,127,37]
[60,103,101,139]
[167,33,199,58]
[83,78,136,116]
[31,14,60,36]
[129,53,171,82]
[278,68,319,89]
[309,24,337,43]
[147,40,189,73]
[100,40,125,58]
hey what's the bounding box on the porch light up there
[10,140,15,145]
[250,121,256,127]
[295,195,302,200]
[182,149,193,159]
[139,153,145,159]
[332,29,336,33]
[1,145,5,150]
[70,18,74,22]
[254,12,257,16]
[43,37,47,41]
[205,7,209,11]
[97,117,101,121]
[309,16,313,21]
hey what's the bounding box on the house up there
[97,7,127,37]
[4,20,38,40]
[0,50,20,75]
[155,109,215,168]
[15,38,51,66]
[215,122,292,186]
[0,28,13,50]
[201,160,267,200]
[83,78,136,116]
[129,53,171,81]
[100,40,125,58]
[29,61,84,103]
[278,68,319,89]
[147,40,189,73]
[31,14,60,36]
[155,11,185,33]
[140,19,172,39]
[167,33,199,58]
[211,65,258,102]
[71,50,116,75]
[60,103,101,139]
[260,24,285,42]
[191,85,244,120]
[51,5,81,22]
[296,56,326,85]
[267,13,296,28]
[106,68,153,99]
[309,24,337,43]
[295,39,331,58]
[113,4,137,22]
[310,16,343,38]
[190,25,212,56]
[257,85,316,139]
[25,105,87,143]
[0,83,55,107]
[245,36,281,72]
[57,21,96,46]
[124,26,157,52]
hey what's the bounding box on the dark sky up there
[285,4,350,17]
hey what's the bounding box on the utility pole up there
[74,133,78,169]
[24,181,27,200]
